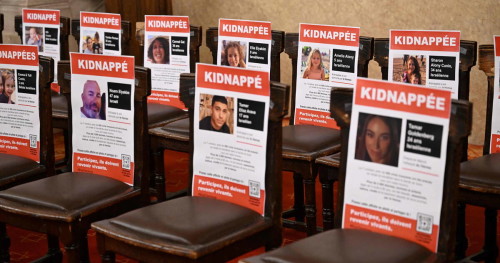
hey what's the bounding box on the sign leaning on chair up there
[70,53,135,185]
[294,23,360,129]
[0,45,40,161]
[491,35,500,153]
[193,64,270,215]
[217,18,272,72]
[343,78,452,252]
[388,30,460,99]
[144,15,191,109]
[80,12,122,55]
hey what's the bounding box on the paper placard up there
[294,23,359,129]
[490,36,500,153]
[70,53,135,185]
[0,45,40,162]
[343,78,452,252]
[22,9,60,92]
[217,19,272,72]
[389,30,460,99]
[144,15,190,109]
[193,64,270,215]
[80,12,122,55]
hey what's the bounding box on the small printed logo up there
[249,180,260,198]
[121,154,131,170]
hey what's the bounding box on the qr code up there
[416,213,433,234]
[249,180,260,198]
[121,154,131,170]
[29,134,37,148]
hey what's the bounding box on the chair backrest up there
[284,33,374,125]
[71,19,132,57]
[478,44,496,155]
[38,56,55,176]
[57,60,151,192]
[374,38,476,161]
[15,15,71,60]
[178,72,289,222]
[104,0,173,63]
[205,27,285,82]
[330,88,471,261]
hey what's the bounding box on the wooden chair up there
[91,74,289,263]
[315,36,374,230]
[314,38,477,231]
[0,56,54,261]
[281,33,374,235]
[242,87,472,263]
[455,44,500,263]
[0,62,152,262]
[147,28,285,201]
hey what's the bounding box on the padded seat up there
[147,103,186,127]
[0,153,44,186]
[242,229,435,263]
[282,125,341,161]
[92,196,270,258]
[460,153,500,193]
[316,152,341,167]
[0,173,133,220]
[160,117,190,141]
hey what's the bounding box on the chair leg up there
[304,166,318,236]
[292,172,305,222]
[481,208,498,263]
[64,235,89,263]
[102,251,115,263]
[44,235,63,262]
[0,223,10,262]
[455,202,468,260]
[153,149,166,202]
[319,166,334,231]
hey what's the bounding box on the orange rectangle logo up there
[145,16,190,33]
[196,64,270,96]
[294,108,339,129]
[0,136,39,162]
[71,53,134,79]
[300,24,359,47]
[495,36,500,56]
[219,19,271,40]
[391,30,460,52]
[23,9,60,25]
[148,90,186,110]
[80,12,121,30]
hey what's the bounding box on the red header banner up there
[145,15,190,33]
[71,53,134,79]
[0,45,38,66]
[355,78,452,119]
[300,24,359,47]
[390,30,460,52]
[196,64,270,97]
[80,12,121,30]
[23,9,60,25]
[219,19,272,40]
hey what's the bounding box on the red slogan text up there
[300,24,359,47]
[81,12,121,30]
[0,45,38,66]
[219,19,271,40]
[145,16,189,33]
[71,53,134,79]
[391,30,460,52]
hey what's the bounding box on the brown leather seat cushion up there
[159,117,190,141]
[92,196,270,257]
[460,153,500,194]
[0,153,44,187]
[0,172,132,220]
[147,103,186,127]
[51,94,68,117]
[282,125,341,161]
[242,229,435,263]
